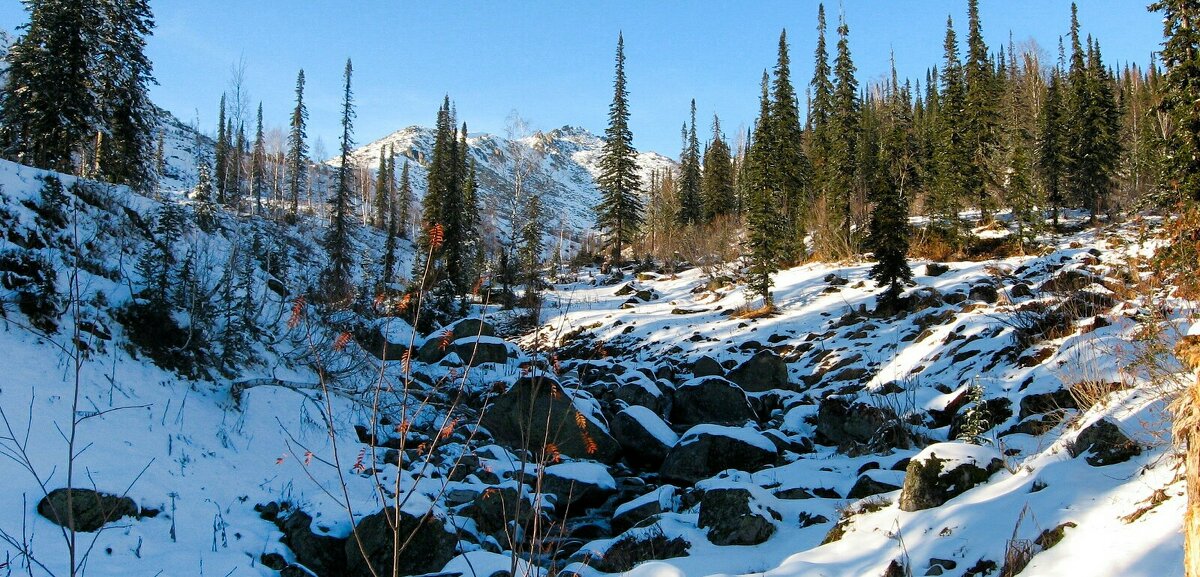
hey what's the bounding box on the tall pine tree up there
[677,100,703,225]
[702,115,736,221]
[594,33,644,264]
[320,58,356,304]
[286,69,308,220]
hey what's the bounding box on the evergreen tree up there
[744,72,786,306]
[868,69,916,308]
[808,3,835,200]
[1151,0,1200,204]
[0,0,99,172]
[931,16,970,242]
[964,0,998,221]
[286,69,309,220]
[93,0,156,191]
[768,29,810,259]
[215,93,229,204]
[677,100,703,225]
[701,114,736,221]
[1038,65,1067,227]
[251,102,266,215]
[320,58,356,304]
[594,33,644,263]
[397,159,413,239]
[194,160,217,232]
[518,191,544,311]
[372,149,389,229]
[827,17,859,255]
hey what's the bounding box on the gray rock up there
[898,450,1003,512]
[691,355,725,378]
[36,488,141,533]
[1069,418,1141,466]
[611,406,677,469]
[659,425,778,484]
[727,350,789,392]
[698,488,779,546]
[480,376,621,464]
[344,508,457,577]
[671,376,756,427]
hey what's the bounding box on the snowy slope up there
[530,216,1189,577]
[0,147,1190,577]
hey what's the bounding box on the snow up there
[678,424,776,453]
[621,405,679,447]
[0,149,1190,577]
[545,461,616,490]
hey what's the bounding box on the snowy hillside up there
[0,151,1189,577]
[350,125,675,243]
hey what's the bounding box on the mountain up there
[349,125,675,246]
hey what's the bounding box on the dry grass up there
[730,303,778,320]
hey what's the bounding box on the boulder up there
[36,488,142,532]
[691,355,725,378]
[727,350,789,392]
[815,396,899,448]
[463,484,540,537]
[344,508,457,577]
[359,318,418,361]
[449,335,512,365]
[611,406,678,469]
[542,462,618,513]
[1069,418,1141,466]
[924,263,950,277]
[670,376,756,427]
[948,397,1013,440]
[614,373,668,413]
[846,471,903,499]
[589,530,691,573]
[1018,388,1077,419]
[612,486,678,533]
[417,318,497,362]
[898,443,1004,512]
[697,488,779,546]
[481,376,621,463]
[967,283,1000,304]
[276,509,347,577]
[659,425,778,484]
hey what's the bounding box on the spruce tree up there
[594,33,644,264]
[397,159,412,239]
[372,149,389,229]
[677,100,703,225]
[0,0,99,172]
[286,69,309,220]
[1151,0,1200,203]
[768,29,810,259]
[701,114,736,221]
[868,69,916,308]
[744,72,786,306]
[518,191,544,312]
[932,16,969,243]
[1038,65,1067,227]
[215,94,229,204]
[827,17,859,255]
[964,0,998,222]
[251,102,266,215]
[94,0,156,192]
[808,3,835,199]
[320,58,356,304]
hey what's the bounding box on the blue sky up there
[0,1,1166,157]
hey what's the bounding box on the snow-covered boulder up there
[898,442,1004,512]
[659,424,777,484]
[727,349,789,392]
[612,405,679,469]
[480,376,621,463]
[697,487,781,546]
[671,376,757,427]
[542,461,617,513]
